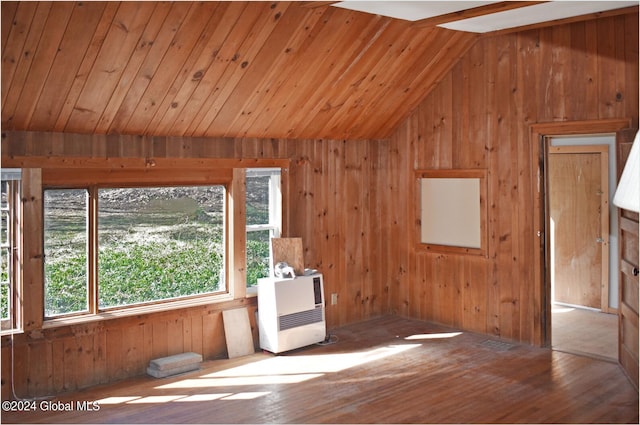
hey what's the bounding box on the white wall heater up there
[257,273,326,354]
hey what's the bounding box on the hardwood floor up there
[552,303,618,361]
[4,316,638,424]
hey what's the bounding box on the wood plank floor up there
[552,303,618,361]
[4,316,638,424]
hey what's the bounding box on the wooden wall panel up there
[284,138,392,327]
[1,130,395,398]
[1,11,637,399]
[390,13,639,345]
[21,169,44,331]
[1,302,259,399]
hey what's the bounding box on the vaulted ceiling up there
[1,1,637,140]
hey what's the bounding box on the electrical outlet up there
[331,293,338,305]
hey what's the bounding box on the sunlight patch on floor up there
[174,394,231,402]
[221,392,270,400]
[405,332,462,340]
[198,343,422,378]
[96,343,423,406]
[157,373,323,389]
[552,306,575,313]
[127,395,186,404]
[96,396,142,404]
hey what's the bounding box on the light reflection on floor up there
[94,332,463,406]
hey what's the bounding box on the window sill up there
[43,292,235,329]
[0,328,24,336]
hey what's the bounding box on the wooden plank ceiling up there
[1,1,480,140]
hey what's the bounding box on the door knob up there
[595,237,605,243]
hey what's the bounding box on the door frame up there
[547,143,610,312]
[529,118,631,348]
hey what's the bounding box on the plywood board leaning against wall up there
[272,237,305,276]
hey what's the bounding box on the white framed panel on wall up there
[417,169,488,257]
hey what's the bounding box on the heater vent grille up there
[279,306,323,331]
[480,339,515,352]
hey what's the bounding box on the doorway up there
[546,136,618,361]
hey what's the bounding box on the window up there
[97,186,225,309]
[44,184,227,318]
[1,169,21,331]
[246,169,282,287]
[44,189,88,316]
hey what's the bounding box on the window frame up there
[1,170,22,332]
[245,168,283,288]
[97,184,229,311]
[42,168,236,324]
[0,160,289,330]
[43,187,90,318]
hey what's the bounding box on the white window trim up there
[1,169,22,333]
[246,168,282,293]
